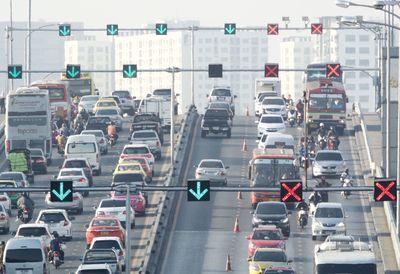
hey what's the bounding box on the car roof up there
[199,159,223,162]
[64,157,89,162]
[38,209,67,215]
[123,144,150,148]
[262,96,284,101]
[316,202,343,208]
[253,226,280,231]
[316,150,342,154]
[133,129,157,134]
[18,223,50,229]
[113,170,143,175]
[77,264,112,270]
[258,201,286,206]
[91,236,122,242]
[82,130,104,133]
[5,237,44,249]
[60,168,84,172]
[92,215,120,221]
[255,247,286,253]
[260,114,283,118]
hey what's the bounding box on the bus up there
[314,240,377,274]
[5,87,52,160]
[305,78,348,135]
[248,148,298,209]
[61,72,96,98]
[30,81,71,121]
[304,63,343,84]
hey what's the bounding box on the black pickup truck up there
[201,108,231,138]
[130,113,164,144]
[85,116,111,135]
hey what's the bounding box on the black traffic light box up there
[374,178,397,201]
[8,65,22,79]
[50,180,73,202]
[280,180,303,203]
[208,64,223,78]
[187,180,210,202]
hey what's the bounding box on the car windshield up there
[153,89,171,96]
[60,170,83,176]
[199,161,223,168]
[116,165,141,172]
[84,250,117,263]
[39,213,66,223]
[113,173,143,182]
[92,240,122,250]
[123,147,149,154]
[97,101,116,107]
[78,270,111,274]
[211,89,231,97]
[64,160,86,168]
[0,173,23,181]
[264,270,294,274]
[209,103,229,110]
[316,153,343,161]
[18,227,48,237]
[113,90,131,99]
[100,200,126,208]
[81,96,99,102]
[204,109,229,118]
[133,132,157,139]
[5,249,43,263]
[253,250,287,262]
[29,150,43,156]
[260,116,283,124]
[257,204,286,215]
[82,131,103,138]
[252,230,283,240]
[0,182,15,188]
[92,219,119,227]
[315,207,344,218]
[123,158,145,165]
[88,117,111,125]
[96,109,119,116]
[133,115,158,123]
[67,143,96,154]
[263,98,284,105]
[253,162,295,187]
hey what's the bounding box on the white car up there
[195,159,229,185]
[256,114,286,138]
[312,150,346,177]
[78,95,100,114]
[35,209,74,241]
[75,264,113,274]
[0,192,11,215]
[119,144,155,168]
[312,202,346,240]
[81,129,108,155]
[90,236,126,271]
[207,86,236,114]
[95,108,123,130]
[95,199,135,229]
[57,168,90,197]
[0,172,29,188]
[261,96,287,119]
[0,204,10,233]
[15,223,53,247]
[129,129,162,160]
[45,192,83,214]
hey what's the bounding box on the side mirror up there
[234,95,237,98]
[128,136,131,141]
[146,94,151,98]
[69,216,75,221]
[250,210,254,214]
[206,94,209,97]
[225,166,230,169]
[92,206,97,210]
[247,257,252,262]
[52,175,57,180]
[287,259,293,264]
[255,140,260,143]
[254,120,259,124]
[11,231,16,236]
[193,165,197,168]
[176,93,180,97]
[346,97,349,103]
[84,224,89,228]
[245,235,250,240]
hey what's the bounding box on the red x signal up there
[374,179,397,201]
[267,24,279,35]
[264,64,279,78]
[326,64,341,78]
[280,180,302,203]
[311,23,323,34]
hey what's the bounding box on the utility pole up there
[27,0,32,85]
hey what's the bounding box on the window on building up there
[345,59,356,66]
[345,35,356,42]
[345,47,356,54]
[304,48,310,54]
[359,95,369,102]
[359,47,370,54]
[346,72,356,79]
[252,38,259,44]
[348,96,355,103]
[359,72,369,78]
[242,57,249,62]
[359,83,370,90]
[359,35,370,42]
[221,48,228,53]
[346,83,356,90]
[359,59,369,66]
[205,38,212,43]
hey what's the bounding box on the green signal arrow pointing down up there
[67,66,79,78]
[189,182,208,200]
[225,24,236,34]
[156,25,167,34]
[59,26,70,36]
[8,67,21,78]
[108,25,118,35]
[52,182,71,201]
[123,66,137,77]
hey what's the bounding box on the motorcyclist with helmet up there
[17,193,34,221]
[107,121,118,142]
[49,232,64,263]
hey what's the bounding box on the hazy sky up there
[0,0,383,27]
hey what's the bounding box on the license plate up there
[23,213,28,218]
[217,96,225,101]
[100,231,109,236]
[16,270,33,274]
[213,127,219,130]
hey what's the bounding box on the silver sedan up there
[195,159,229,185]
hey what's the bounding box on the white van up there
[65,135,101,175]
[258,133,295,151]
[3,237,50,274]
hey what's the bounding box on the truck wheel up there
[201,130,206,138]
[226,130,231,138]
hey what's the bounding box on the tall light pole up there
[27,0,32,85]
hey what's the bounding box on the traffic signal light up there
[326,63,341,78]
[264,64,279,78]
[8,65,22,79]
[208,64,223,78]
[267,24,279,35]
[311,23,323,34]
[58,24,71,36]
[224,23,236,35]
[122,64,137,78]
[50,181,73,202]
[374,178,397,201]
[107,24,119,35]
[66,64,81,79]
[280,180,303,203]
[156,23,168,35]
[187,180,210,201]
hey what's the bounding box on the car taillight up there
[0,197,7,202]
[64,221,69,226]
[146,154,152,158]
[97,211,105,215]
[196,170,203,175]
[0,214,6,220]
[118,250,123,256]
[96,153,99,162]
[156,141,160,147]
[53,251,59,256]
[120,155,127,159]
[122,210,126,214]
[73,196,79,200]
[36,159,45,163]
[78,178,87,182]
[218,171,226,176]
[5,140,10,153]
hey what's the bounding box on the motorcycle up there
[317,134,327,150]
[327,136,338,150]
[296,112,303,126]
[341,178,353,199]
[18,207,31,224]
[288,111,296,127]
[298,209,308,228]
[288,116,295,127]
[107,135,117,146]
[49,244,65,269]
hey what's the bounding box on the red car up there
[263,267,296,274]
[246,226,286,257]
[86,216,125,247]
[111,189,146,216]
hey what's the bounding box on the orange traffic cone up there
[237,191,242,200]
[226,254,232,271]
[242,139,248,152]
[233,217,240,232]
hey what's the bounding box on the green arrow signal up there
[67,66,80,78]
[156,24,167,35]
[225,24,236,34]
[189,181,209,200]
[107,25,118,35]
[8,66,22,79]
[123,65,137,78]
[59,25,70,36]
[52,182,72,201]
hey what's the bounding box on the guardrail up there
[353,103,400,269]
[139,105,198,274]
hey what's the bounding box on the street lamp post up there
[27,0,32,85]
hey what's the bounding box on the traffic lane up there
[0,123,172,273]
[161,116,256,274]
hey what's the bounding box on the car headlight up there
[281,218,289,223]
[253,217,262,223]
[336,222,345,227]
[250,264,260,271]
[314,162,322,168]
